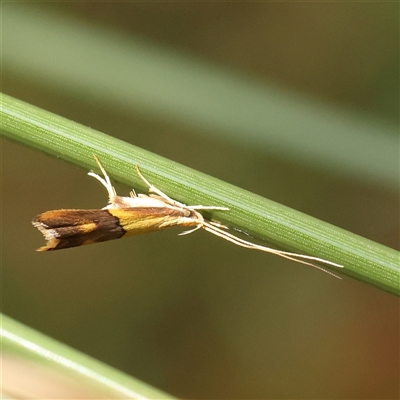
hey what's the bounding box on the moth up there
[32,156,343,277]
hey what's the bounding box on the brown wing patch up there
[32,209,125,251]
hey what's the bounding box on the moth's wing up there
[32,208,198,251]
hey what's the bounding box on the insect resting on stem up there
[32,155,344,278]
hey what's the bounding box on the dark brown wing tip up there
[32,218,59,251]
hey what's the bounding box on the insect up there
[32,156,344,277]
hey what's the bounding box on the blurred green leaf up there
[1,314,175,399]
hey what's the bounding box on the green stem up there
[1,93,399,295]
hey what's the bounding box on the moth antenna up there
[204,221,344,268]
[202,221,343,279]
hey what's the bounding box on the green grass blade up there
[3,3,398,187]
[1,93,399,295]
[1,314,175,399]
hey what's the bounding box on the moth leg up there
[135,166,229,211]
[135,165,186,207]
[178,223,203,236]
[88,155,117,201]
[188,205,229,211]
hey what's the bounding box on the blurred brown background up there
[2,2,398,399]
